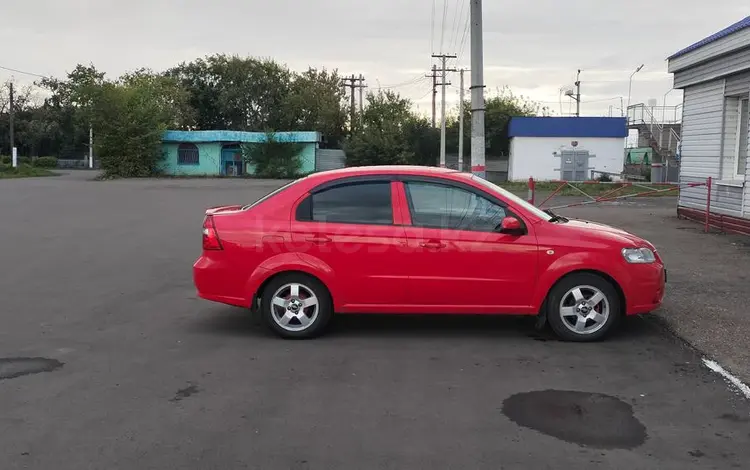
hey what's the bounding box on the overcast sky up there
[2,1,748,118]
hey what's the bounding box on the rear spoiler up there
[205,205,243,216]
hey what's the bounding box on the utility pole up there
[349,74,356,131]
[470,0,486,178]
[575,69,581,117]
[458,68,465,171]
[425,65,438,128]
[342,75,366,132]
[358,74,365,127]
[9,81,15,166]
[432,53,457,167]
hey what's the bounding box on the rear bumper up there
[193,256,249,308]
[625,264,666,315]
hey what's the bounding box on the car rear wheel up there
[261,273,332,339]
[546,273,621,342]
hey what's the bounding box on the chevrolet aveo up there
[194,166,666,342]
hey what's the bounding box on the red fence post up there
[528,177,535,205]
[705,176,712,233]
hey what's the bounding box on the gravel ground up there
[0,172,748,470]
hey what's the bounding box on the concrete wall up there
[508,136,625,181]
[161,142,223,176]
[160,142,317,176]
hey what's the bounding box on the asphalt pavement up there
[0,172,748,470]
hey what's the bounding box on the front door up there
[399,180,538,313]
[221,145,244,176]
[290,180,409,310]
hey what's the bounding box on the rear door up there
[290,179,409,310]
[399,179,538,313]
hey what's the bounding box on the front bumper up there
[625,264,666,315]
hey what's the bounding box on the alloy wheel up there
[270,283,320,332]
[558,285,610,335]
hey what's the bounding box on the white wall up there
[508,137,625,181]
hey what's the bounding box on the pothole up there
[502,390,647,449]
[0,357,64,380]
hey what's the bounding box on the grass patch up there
[0,164,57,179]
[498,181,678,198]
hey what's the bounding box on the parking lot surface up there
[1,172,749,470]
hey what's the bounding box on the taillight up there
[202,215,223,250]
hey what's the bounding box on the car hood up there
[560,218,653,248]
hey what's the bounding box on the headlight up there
[622,247,656,264]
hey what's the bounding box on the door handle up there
[305,235,331,244]
[420,240,445,249]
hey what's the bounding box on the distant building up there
[668,16,750,232]
[507,117,628,181]
[160,130,323,176]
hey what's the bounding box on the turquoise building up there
[161,130,322,176]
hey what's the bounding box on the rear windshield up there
[241,178,304,210]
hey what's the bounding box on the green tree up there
[167,54,293,131]
[92,74,188,177]
[281,67,347,147]
[344,90,435,167]
[446,86,544,156]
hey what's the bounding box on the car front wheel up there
[261,273,332,339]
[546,273,621,342]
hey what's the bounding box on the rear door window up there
[300,181,393,225]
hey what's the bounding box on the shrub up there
[0,156,10,165]
[34,156,59,168]
[242,132,303,179]
[596,173,613,182]
[17,156,31,166]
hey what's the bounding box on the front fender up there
[533,250,630,311]
[243,252,337,306]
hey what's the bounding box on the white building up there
[668,16,750,233]
[507,117,628,181]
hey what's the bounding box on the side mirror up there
[498,216,525,235]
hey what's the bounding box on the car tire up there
[546,272,621,342]
[260,273,333,339]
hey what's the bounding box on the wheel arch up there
[538,269,626,316]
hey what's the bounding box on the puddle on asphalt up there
[0,357,64,380]
[502,390,647,449]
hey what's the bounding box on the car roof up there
[303,165,460,183]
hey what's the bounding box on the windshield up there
[241,178,304,210]
[467,174,553,221]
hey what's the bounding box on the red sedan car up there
[194,166,665,341]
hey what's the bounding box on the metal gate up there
[315,149,346,171]
[555,149,594,181]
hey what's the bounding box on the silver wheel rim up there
[270,283,320,332]
[559,285,610,335]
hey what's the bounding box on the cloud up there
[0,0,744,117]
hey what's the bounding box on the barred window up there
[177,143,199,165]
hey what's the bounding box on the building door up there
[558,149,594,181]
[221,145,243,176]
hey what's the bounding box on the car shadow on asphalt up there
[192,307,661,343]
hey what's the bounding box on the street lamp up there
[626,64,645,116]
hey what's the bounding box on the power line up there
[0,64,50,79]
[448,0,463,53]
[456,14,471,64]
[378,75,427,89]
[440,0,449,52]
[430,0,436,55]
[456,1,469,55]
